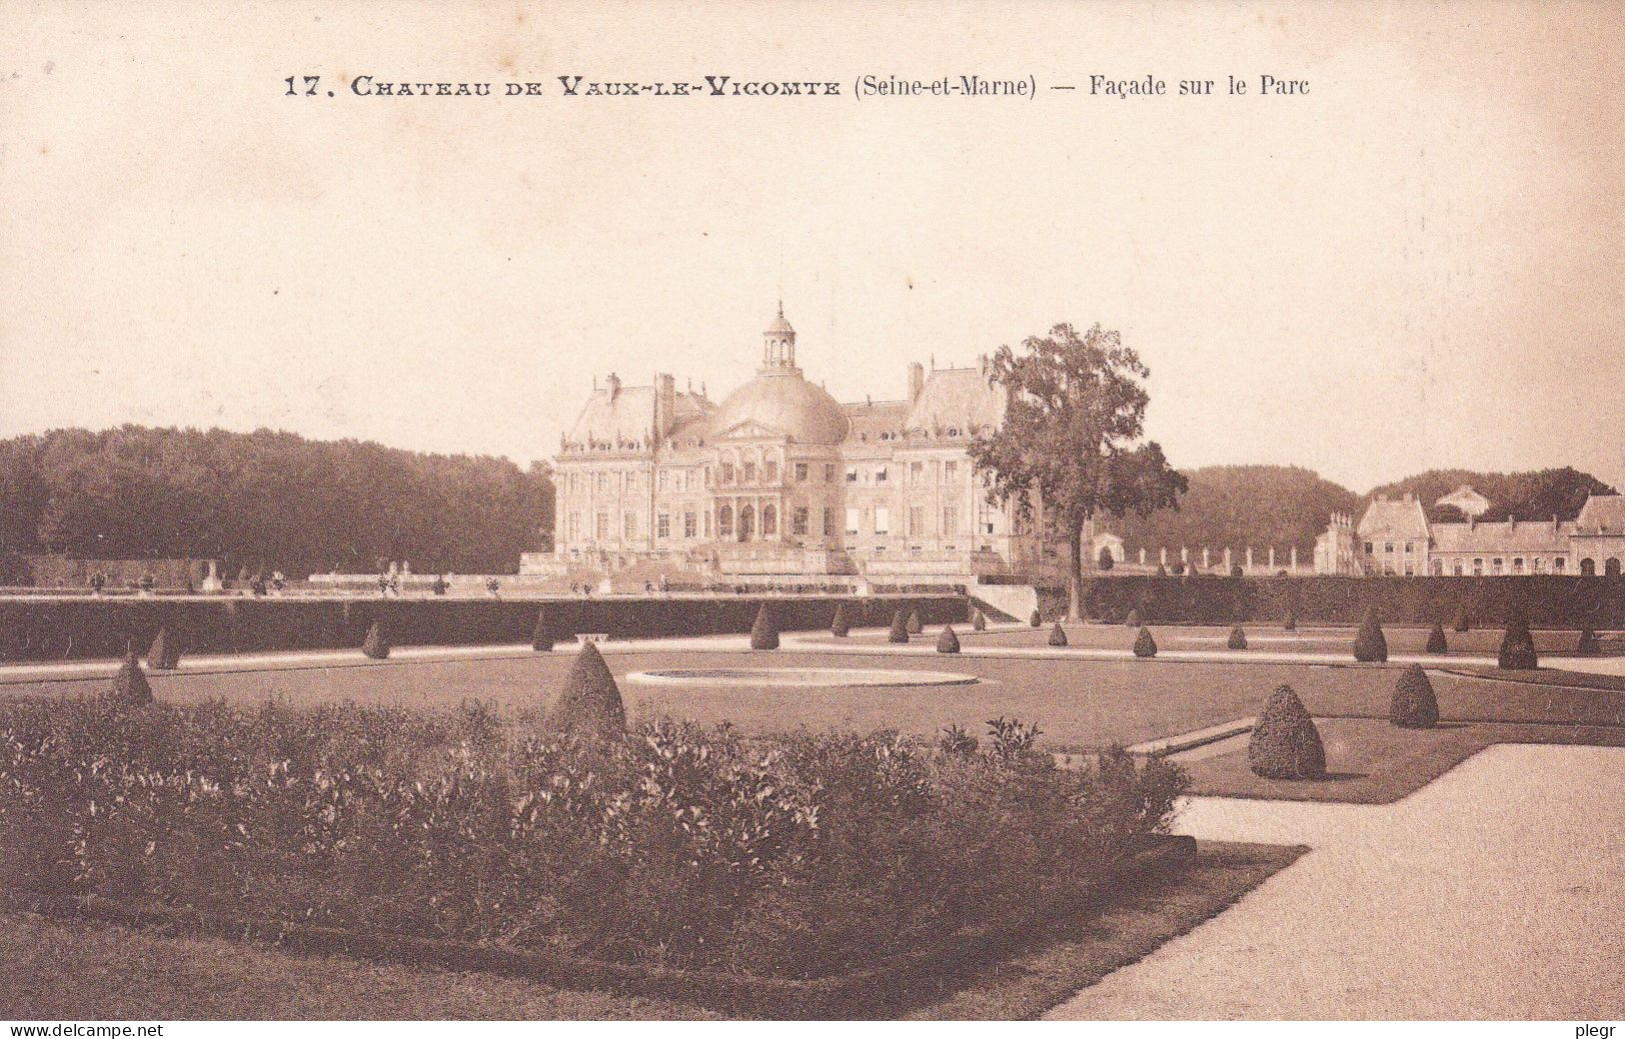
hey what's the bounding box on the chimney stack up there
[907,361,925,404]
[654,373,676,437]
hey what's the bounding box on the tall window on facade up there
[792,507,809,536]
[721,462,735,484]
[743,461,757,483]
[1580,558,1595,575]
[845,508,860,536]
[684,512,696,539]
[1512,557,1524,574]
[875,467,888,483]
[795,462,808,482]
[1473,558,1484,575]
[739,505,755,541]
[943,460,959,481]
[909,461,924,483]
[908,506,924,536]
[596,512,609,540]
[657,470,669,491]
[764,461,779,483]
[624,513,637,539]
[719,506,734,538]
[656,514,670,539]
[874,507,890,535]
[942,505,959,536]
[568,512,581,541]
[762,505,777,536]
[846,466,858,483]
[1554,557,1566,572]
[823,507,834,536]
[824,463,836,482]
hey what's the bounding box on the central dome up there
[713,371,850,445]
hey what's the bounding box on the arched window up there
[718,505,733,538]
[739,505,755,542]
[762,504,777,536]
[1608,558,1622,577]
[1580,558,1596,576]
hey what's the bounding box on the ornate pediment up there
[715,419,790,441]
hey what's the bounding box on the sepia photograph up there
[0,0,1621,1029]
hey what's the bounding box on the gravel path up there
[1046,743,1625,1020]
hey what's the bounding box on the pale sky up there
[2,0,1621,494]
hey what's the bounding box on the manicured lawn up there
[0,910,719,1020]
[0,841,1302,1021]
[905,841,1306,1020]
[5,649,1622,755]
[1180,717,1625,804]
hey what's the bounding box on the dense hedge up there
[1036,575,1625,629]
[0,595,966,663]
[0,698,1185,985]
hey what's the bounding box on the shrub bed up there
[0,699,1185,992]
[0,595,966,663]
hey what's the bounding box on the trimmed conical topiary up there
[362,619,390,660]
[1453,607,1471,634]
[1390,664,1440,729]
[1048,622,1069,647]
[1353,607,1388,663]
[1133,626,1157,658]
[532,608,554,652]
[146,626,181,671]
[1497,606,1538,670]
[750,604,780,650]
[1124,608,1141,628]
[1248,684,1326,779]
[971,609,987,632]
[1425,622,1448,654]
[889,609,910,644]
[1029,609,1042,628]
[936,626,960,654]
[907,609,923,635]
[1577,627,1602,656]
[831,602,851,638]
[1227,626,1248,650]
[108,651,154,707]
[547,642,625,736]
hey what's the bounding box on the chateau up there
[536,306,1044,587]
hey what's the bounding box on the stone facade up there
[1316,487,1625,577]
[541,306,1042,584]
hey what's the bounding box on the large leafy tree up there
[970,323,1187,619]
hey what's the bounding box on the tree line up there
[0,426,554,578]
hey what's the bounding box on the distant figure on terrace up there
[89,571,105,595]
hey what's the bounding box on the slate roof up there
[1575,494,1625,535]
[1431,519,1575,554]
[1357,498,1430,542]
[566,383,655,449]
[905,366,1004,435]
